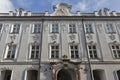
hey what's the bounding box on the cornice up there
[0,16,120,21]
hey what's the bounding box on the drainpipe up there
[81,18,94,80]
[38,18,44,80]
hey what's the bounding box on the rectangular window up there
[69,24,76,33]
[85,24,93,33]
[11,24,20,33]
[111,45,120,59]
[106,23,115,33]
[50,45,59,59]
[33,24,41,33]
[70,45,79,59]
[30,45,40,59]
[51,24,59,33]
[88,45,98,59]
[0,24,3,33]
[5,44,17,59]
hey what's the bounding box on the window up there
[85,24,93,33]
[33,24,41,33]
[11,24,20,33]
[88,45,98,59]
[117,70,120,80]
[5,44,17,59]
[69,24,76,33]
[51,24,59,33]
[93,70,106,80]
[106,23,115,33]
[70,45,79,59]
[111,45,120,59]
[50,45,59,59]
[27,70,38,80]
[1,70,12,80]
[0,24,3,33]
[30,45,40,59]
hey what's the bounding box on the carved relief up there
[69,34,75,40]
[109,34,115,40]
[32,34,40,42]
[86,34,93,40]
[54,3,71,16]
[10,34,16,42]
[51,34,57,40]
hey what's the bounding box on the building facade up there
[0,3,120,80]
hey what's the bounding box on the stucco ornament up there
[51,34,57,40]
[54,3,71,16]
[109,34,115,40]
[86,34,93,40]
[69,34,75,40]
[56,6,68,16]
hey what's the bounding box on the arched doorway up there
[57,69,72,80]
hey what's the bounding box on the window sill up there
[50,32,59,34]
[69,32,77,34]
[86,32,94,34]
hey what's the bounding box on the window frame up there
[29,43,40,59]
[50,23,59,33]
[85,23,94,33]
[49,44,60,59]
[4,44,17,60]
[87,44,98,59]
[69,44,79,59]
[68,24,77,33]
[110,44,120,59]
[105,23,116,34]
[32,24,41,33]
[10,24,21,34]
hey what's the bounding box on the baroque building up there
[0,3,120,80]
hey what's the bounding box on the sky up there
[0,0,120,13]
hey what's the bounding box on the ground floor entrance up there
[57,69,72,80]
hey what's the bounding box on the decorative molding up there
[51,34,57,40]
[10,34,16,43]
[69,34,75,40]
[32,34,40,42]
[86,34,93,40]
[109,34,115,40]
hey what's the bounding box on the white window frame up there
[10,24,20,34]
[69,24,77,33]
[4,44,17,60]
[110,44,120,59]
[32,24,41,33]
[29,43,40,59]
[50,23,59,33]
[69,44,79,59]
[105,23,116,33]
[50,44,59,59]
[87,44,98,59]
[85,23,94,33]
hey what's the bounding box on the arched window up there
[1,70,12,80]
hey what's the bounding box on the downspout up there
[38,18,44,80]
[81,18,93,80]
